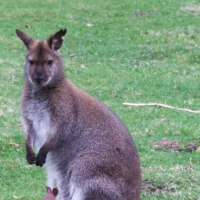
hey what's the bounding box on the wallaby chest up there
[24,98,51,152]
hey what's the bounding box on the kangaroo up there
[16,28,142,200]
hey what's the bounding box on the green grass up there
[1,0,200,199]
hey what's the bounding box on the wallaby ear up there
[52,188,58,196]
[45,186,52,193]
[16,29,34,49]
[47,28,67,51]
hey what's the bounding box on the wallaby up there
[44,187,58,200]
[16,28,142,200]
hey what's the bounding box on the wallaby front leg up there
[24,119,36,164]
[35,143,50,167]
[26,139,36,164]
[35,126,59,167]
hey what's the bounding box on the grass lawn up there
[1,0,200,199]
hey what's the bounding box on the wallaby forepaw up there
[26,152,36,165]
[35,153,46,167]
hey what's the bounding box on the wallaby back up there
[16,29,142,200]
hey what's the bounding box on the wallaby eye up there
[47,60,53,65]
[29,60,34,65]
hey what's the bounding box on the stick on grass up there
[123,102,200,114]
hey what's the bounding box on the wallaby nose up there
[35,76,44,84]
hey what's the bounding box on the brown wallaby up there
[16,28,142,200]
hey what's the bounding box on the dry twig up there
[123,102,200,114]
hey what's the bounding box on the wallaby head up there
[16,29,67,88]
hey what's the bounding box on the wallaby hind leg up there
[67,177,122,200]
[83,178,122,200]
[84,189,121,200]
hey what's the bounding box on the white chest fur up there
[25,99,51,152]
[25,99,60,191]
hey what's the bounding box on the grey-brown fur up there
[16,28,142,200]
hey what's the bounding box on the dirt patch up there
[142,180,176,194]
[135,9,158,16]
[153,138,197,152]
[180,6,200,15]
[173,131,181,135]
